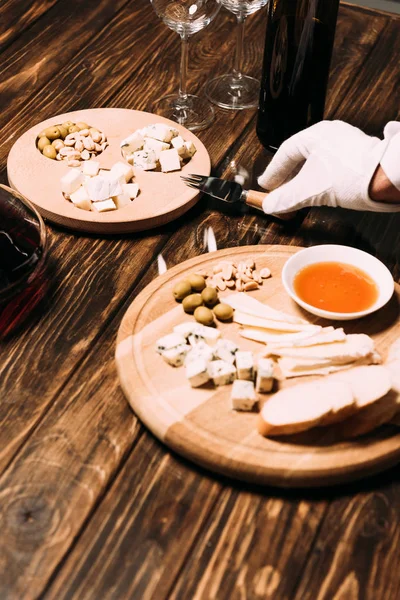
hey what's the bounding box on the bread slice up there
[258,380,354,436]
[335,389,399,438]
[329,365,392,409]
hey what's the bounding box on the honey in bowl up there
[293,261,379,313]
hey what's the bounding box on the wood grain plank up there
[0,0,131,128]
[0,0,59,51]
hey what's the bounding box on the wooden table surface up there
[1,1,400,598]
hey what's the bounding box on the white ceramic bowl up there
[282,245,394,321]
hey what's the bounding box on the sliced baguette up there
[329,365,392,409]
[335,389,399,438]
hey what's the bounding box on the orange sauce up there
[293,261,378,313]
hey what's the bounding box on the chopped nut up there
[226,280,236,288]
[240,274,252,284]
[245,258,255,269]
[222,264,233,280]
[81,149,91,160]
[235,279,243,292]
[75,140,84,152]
[244,281,259,291]
[83,137,95,151]
[260,267,271,279]
[94,142,103,152]
[252,270,262,283]
[79,128,90,136]
[214,276,226,291]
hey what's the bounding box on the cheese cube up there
[236,351,254,381]
[122,183,139,199]
[85,176,112,202]
[256,358,274,393]
[186,358,210,387]
[184,140,197,158]
[156,333,187,354]
[108,177,123,198]
[120,131,144,152]
[143,137,170,159]
[171,136,189,158]
[144,124,175,143]
[231,380,258,411]
[113,192,131,209]
[161,344,191,367]
[214,339,239,364]
[184,341,215,365]
[81,160,100,177]
[70,186,92,211]
[159,148,181,173]
[208,360,236,386]
[91,199,116,212]
[61,169,84,195]
[110,161,133,183]
[133,149,157,171]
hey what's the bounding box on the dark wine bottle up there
[256,0,340,152]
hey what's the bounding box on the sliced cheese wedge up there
[386,338,400,364]
[258,380,354,436]
[240,328,320,345]
[265,333,374,363]
[224,293,308,325]
[234,311,321,333]
[278,354,378,379]
[267,328,345,349]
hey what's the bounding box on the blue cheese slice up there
[208,360,236,386]
[184,341,215,365]
[231,380,258,411]
[186,358,210,387]
[120,131,144,153]
[144,124,177,143]
[143,137,170,159]
[133,149,158,171]
[173,322,221,345]
[256,358,274,392]
[161,344,191,367]
[156,333,186,354]
[236,351,254,381]
[214,339,239,364]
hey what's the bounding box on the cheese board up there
[7,108,211,234]
[115,245,400,487]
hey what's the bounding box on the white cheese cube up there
[91,199,116,212]
[161,344,191,367]
[61,169,84,195]
[159,148,181,173]
[144,124,175,143]
[236,351,254,381]
[113,192,131,209]
[256,358,274,393]
[120,131,144,153]
[156,333,187,354]
[173,322,201,338]
[108,177,123,198]
[122,183,139,199]
[214,339,239,364]
[184,342,215,365]
[69,186,92,211]
[171,136,189,158]
[85,176,112,202]
[184,140,197,158]
[133,149,157,171]
[143,138,170,159]
[110,161,133,183]
[81,160,100,177]
[208,360,236,386]
[173,322,220,345]
[231,380,258,411]
[186,358,210,387]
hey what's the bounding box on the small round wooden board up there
[115,245,400,487]
[7,108,211,234]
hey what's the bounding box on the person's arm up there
[370,166,400,204]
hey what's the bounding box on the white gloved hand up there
[258,120,400,214]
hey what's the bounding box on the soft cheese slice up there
[234,311,320,333]
[278,354,379,379]
[61,168,84,195]
[266,328,346,349]
[159,148,181,172]
[266,333,375,363]
[143,137,170,159]
[240,328,320,345]
[110,161,133,183]
[144,124,177,143]
[224,293,308,325]
[85,176,112,202]
[258,380,354,436]
[122,183,140,199]
[91,199,116,212]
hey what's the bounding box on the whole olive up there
[58,125,68,139]
[173,280,192,302]
[186,274,206,292]
[52,139,64,151]
[68,125,80,134]
[213,303,234,322]
[201,286,219,306]
[45,126,61,140]
[38,130,48,137]
[182,293,203,314]
[76,122,89,130]
[194,306,214,326]
[62,121,75,129]
[37,136,51,151]
[42,145,57,159]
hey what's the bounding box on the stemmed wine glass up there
[150,0,221,131]
[205,0,268,109]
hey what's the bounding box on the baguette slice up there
[258,380,354,437]
[335,389,399,438]
[329,365,392,409]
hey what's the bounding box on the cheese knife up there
[181,174,267,211]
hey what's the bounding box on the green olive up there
[201,286,219,306]
[38,129,48,137]
[186,274,206,292]
[58,125,68,139]
[45,126,61,140]
[37,136,51,151]
[76,121,89,130]
[52,139,64,151]
[194,306,214,326]
[62,121,75,129]
[173,280,192,301]
[68,125,80,134]
[213,303,234,322]
[42,145,57,159]
[182,293,203,314]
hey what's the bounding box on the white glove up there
[258,120,400,214]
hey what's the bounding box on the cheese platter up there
[115,245,400,487]
[7,108,211,234]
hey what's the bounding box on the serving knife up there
[181,174,267,211]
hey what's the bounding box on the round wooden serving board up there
[7,108,211,234]
[116,245,400,487]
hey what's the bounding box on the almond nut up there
[83,137,95,151]
[243,281,259,291]
[81,149,91,160]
